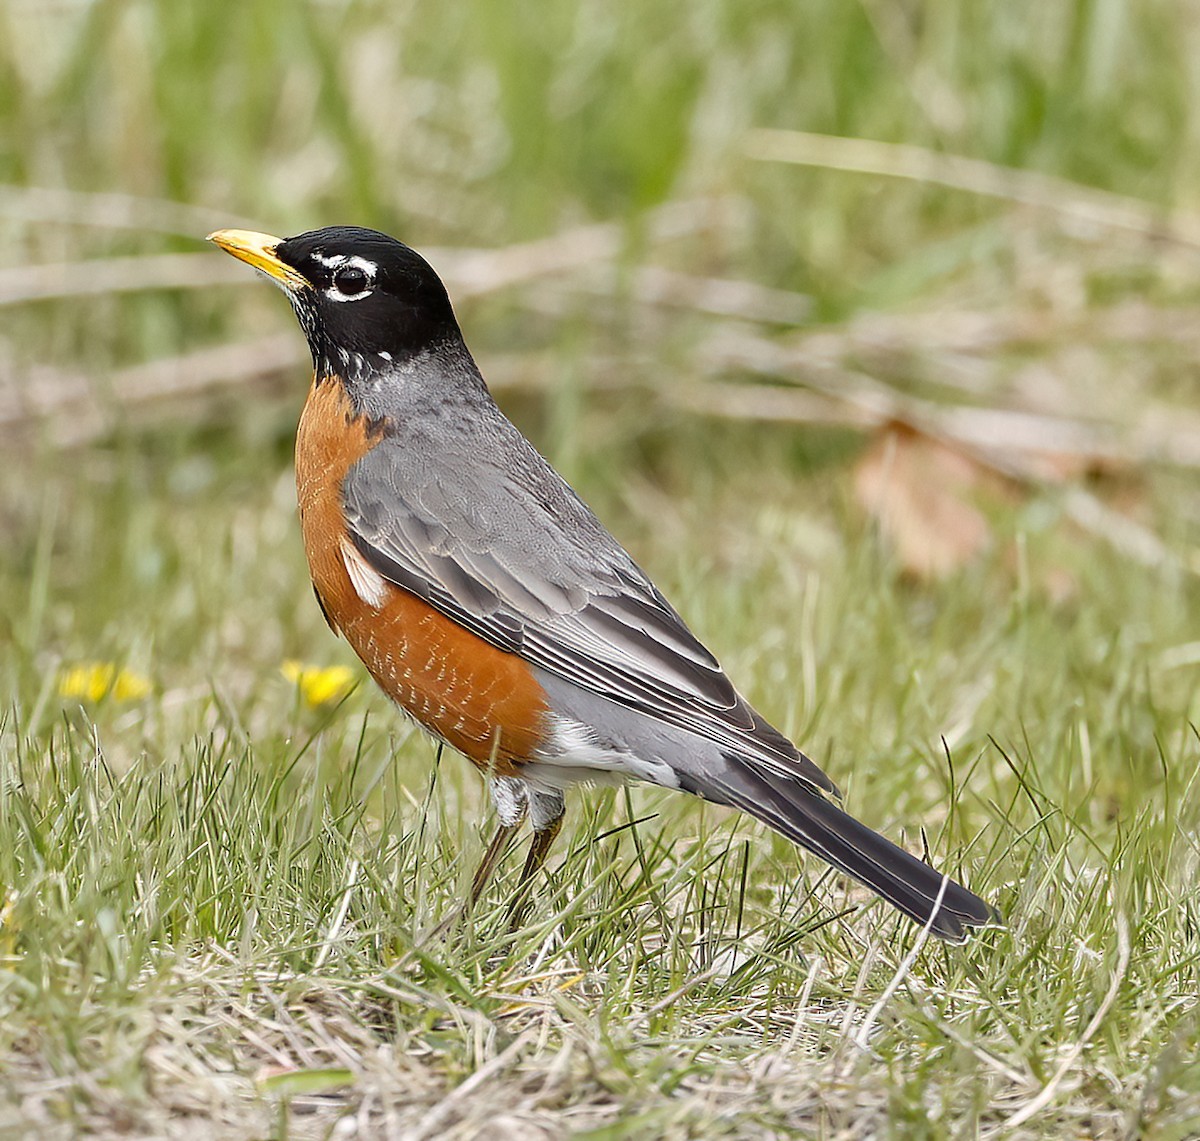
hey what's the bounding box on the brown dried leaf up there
[853,425,996,579]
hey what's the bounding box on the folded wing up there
[341,428,839,798]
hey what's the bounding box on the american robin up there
[208,225,999,943]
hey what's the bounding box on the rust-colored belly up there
[294,376,548,772]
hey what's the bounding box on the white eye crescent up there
[317,254,377,302]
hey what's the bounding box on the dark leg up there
[410,778,525,950]
[470,820,522,905]
[389,777,529,966]
[467,775,528,907]
[507,788,566,926]
[518,813,564,888]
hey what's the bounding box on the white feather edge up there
[340,536,389,608]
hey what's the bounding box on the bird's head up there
[208,226,460,373]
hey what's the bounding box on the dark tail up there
[691,755,1000,943]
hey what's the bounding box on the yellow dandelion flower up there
[58,662,152,703]
[281,660,356,707]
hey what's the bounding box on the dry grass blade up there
[850,875,950,1054]
[745,129,1200,248]
[997,913,1131,1133]
[0,184,260,237]
[0,335,303,446]
[1061,489,1177,571]
[404,1033,532,1141]
[430,196,730,297]
[672,378,872,428]
[614,265,812,324]
[697,327,1129,479]
[0,253,249,307]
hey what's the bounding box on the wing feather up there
[341,424,837,796]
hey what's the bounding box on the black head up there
[209,226,461,368]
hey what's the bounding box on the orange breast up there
[294,376,549,773]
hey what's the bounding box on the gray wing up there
[342,421,837,795]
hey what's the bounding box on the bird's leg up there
[517,816,563,887]
[507,788,566,927]
[398,777,527,960]
[470,820,522,905]
[469,776,528,907]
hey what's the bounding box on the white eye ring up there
[316,253,377,302]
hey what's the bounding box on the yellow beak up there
[206,229,310,291]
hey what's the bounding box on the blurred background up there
[5,0,1200,845]
[6,0,1200,865]
[3,0,1200,718]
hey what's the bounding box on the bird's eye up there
[331,265,371,297]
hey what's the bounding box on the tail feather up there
[694,755,1000,943]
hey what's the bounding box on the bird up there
[207,224,1000,943]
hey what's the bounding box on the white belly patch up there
[532,713,680,790]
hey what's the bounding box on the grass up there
[4,0,1200,1136]
[2,423,1199,1137]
